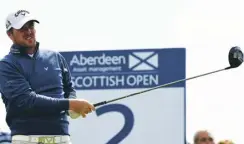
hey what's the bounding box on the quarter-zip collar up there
[10,41,40,58]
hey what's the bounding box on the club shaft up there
[94,67,230,107]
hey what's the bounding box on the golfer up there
[0,9,95,144]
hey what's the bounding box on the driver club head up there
[228,46,243,68]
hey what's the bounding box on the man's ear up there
[7,31,14,41]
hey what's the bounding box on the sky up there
[0,0,244,143]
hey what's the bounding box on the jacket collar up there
[10,41,40,57]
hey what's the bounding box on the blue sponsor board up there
[60,48,186,90]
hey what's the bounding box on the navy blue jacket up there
[0,42,75,136]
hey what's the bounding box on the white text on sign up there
[71,74,159,88]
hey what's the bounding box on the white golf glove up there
[68,110,80,119]
[68,95,81,119]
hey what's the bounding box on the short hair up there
[193,130,212,143]
[6,27,13,34]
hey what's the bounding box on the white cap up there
[5,10,39,31]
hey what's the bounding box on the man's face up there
[195,132,215,144]
[8,21,36,48]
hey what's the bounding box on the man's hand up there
[69,99,95,118]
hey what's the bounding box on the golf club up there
[93,46,243,107]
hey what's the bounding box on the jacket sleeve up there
[59,53,76,99]
[0,60,69,113]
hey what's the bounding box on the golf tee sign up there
[60,48,186,144]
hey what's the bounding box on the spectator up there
[0,129,11,144]
[193,130,215,144]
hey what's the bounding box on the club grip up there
[94,101,107,107]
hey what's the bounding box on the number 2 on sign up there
[96,104,134,144]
